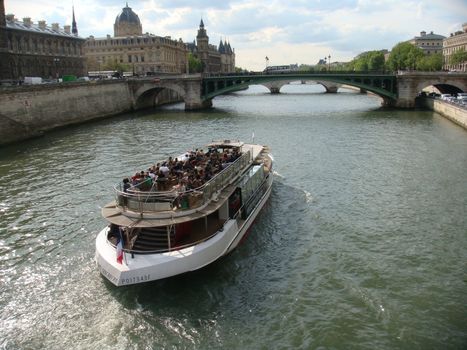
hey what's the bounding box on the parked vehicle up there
[23,77,42,85]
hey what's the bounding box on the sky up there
[4,0,467,71]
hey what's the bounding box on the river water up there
[0,84,466,349]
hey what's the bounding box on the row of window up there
[95,50,184,64]
[87,37,182,47]
[443,45,467,55]
[6,34,83,56]
[419,42,441,46]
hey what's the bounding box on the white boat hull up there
[95,174,273,286]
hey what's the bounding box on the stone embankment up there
[0,80,181,146]
[419,98,467,130]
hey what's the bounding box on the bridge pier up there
[185,99,212,110]
[183,77,213,110]
[318,81,340,93]
[261,81,289,94]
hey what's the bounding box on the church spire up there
[72,6,78,35]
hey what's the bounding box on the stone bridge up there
[129,72,467,110]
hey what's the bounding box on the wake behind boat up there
[95,140,274,286]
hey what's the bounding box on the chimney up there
[38,20,46,29]
[420,31,426,36]
[52,23,59,31]
[64,25,70,34]
[23,17,32,26]
[5,14,15,21]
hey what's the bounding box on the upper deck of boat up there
[102,141,271,227]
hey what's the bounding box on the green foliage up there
[450,48,467,65]
[235,67,248,73]
[416,53,443,71]
[387,42,424,71]
[298,64,315,72]
[103,60,130,74]
[188,53,203,73]
[348,50,386,72]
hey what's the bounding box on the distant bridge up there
[202,72,397,104]
[129,72,467,110]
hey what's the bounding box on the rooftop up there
[5,15,83,40]
[414,31,446,40]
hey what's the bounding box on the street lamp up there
[328,54,331,71]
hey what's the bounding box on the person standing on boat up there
[123,178,131,192]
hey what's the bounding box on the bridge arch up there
[133,82,186,109]
[258,79,341,94]
[396,73,467,107]
[415,80,466,94]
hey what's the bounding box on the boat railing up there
[119,170,271,255]
[114,149,252,213]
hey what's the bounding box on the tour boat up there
[95,140,274,286]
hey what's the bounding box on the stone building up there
[84,3,188,75]
[0,0,86,80]
[443,23,467,72]
[188,20,236,73]
[408,30,445,55]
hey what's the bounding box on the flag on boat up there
[116,239,123,264]
[116,228,124,264]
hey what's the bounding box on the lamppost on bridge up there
[328,54,331,71]
[265,56,269,70]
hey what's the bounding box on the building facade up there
[84,4,188,75]
[408,31,445,55]
[443,23,467,72]
[0,0,86,80]
[188,20,235,73]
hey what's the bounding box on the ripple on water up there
[0,87,466,349]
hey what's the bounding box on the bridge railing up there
[202,71,394,78]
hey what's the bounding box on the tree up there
[416,53,443,71]
[103,59,130,75]
[188,53,203,73]
[354,59,368,71]
[367,51,385,71]
[387,42,424,71]
[348,50,386,72]
[450,48,467,66]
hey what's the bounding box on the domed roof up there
[115,3,141,26]
[114,2,142,36]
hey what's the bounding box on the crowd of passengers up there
[122,147,242,193]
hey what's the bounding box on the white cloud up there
[4,0,465,71]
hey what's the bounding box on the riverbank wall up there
[419,98,467,130]
[0,80,182,146]
[0,81,132,145]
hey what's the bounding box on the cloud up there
[4,0,465,70]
